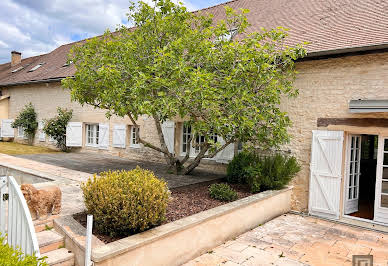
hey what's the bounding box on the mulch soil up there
[73,180,252,244]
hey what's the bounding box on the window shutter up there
[162,121,175,154]
[98,123,109,150]
[309,130,344,219]
[66,122,83,147]
[215,136,235,163]
[38,121,45,142]
[1,119,14,138]
[112,124,126,148]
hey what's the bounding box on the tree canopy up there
[62,0,306,174]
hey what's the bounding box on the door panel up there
[374,136,388,224]
[345,135,361,214]
[309,130,344,219]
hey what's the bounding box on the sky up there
[0,0,229,64]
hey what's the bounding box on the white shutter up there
[215,137,235,163]
[66,122,83,147]
[98,123,109,150]
[112,124,126,148]
[309,130,344,219]
[38,121,45,142]
[162,121,175,154]
[1,119,14,138]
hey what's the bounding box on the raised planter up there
[55,186,292,266]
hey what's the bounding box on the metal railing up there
[0,175,40,257]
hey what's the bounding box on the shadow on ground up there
[15,152,225,188]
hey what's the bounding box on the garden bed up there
[73,180,252,243]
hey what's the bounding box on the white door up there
[162,121,175,154]
[98,124,109,150]
[344,135,361,214]
[66,122,83,147]
[374,136,388,224]
[309,130,344,219]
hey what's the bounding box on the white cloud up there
[0,0,222,63]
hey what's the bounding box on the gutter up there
[0,77,70,88]
[302,43,388,60]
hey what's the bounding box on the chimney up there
[11,51,21,66]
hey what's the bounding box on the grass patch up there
[0,142,59,155]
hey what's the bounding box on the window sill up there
[85,143,99,148]
[130,144,141,149]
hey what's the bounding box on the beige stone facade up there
[283,51,388,211]
[6,82,163,161]
[3,51,388,212]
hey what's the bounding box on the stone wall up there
[283,51,388,211]
[5,51,388,212]
[7,82,163,161]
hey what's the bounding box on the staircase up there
[34,220,75,266]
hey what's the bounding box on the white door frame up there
[374,135,388,224]
[344,134,362,214]
[341,133,388,225]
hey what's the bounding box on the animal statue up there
[21,184,62,220]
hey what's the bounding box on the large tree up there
[62,0,306,174]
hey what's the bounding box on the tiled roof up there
[1,0,388,86]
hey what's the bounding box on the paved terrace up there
[184,214,388,266]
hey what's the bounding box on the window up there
[62,60,73,67]
[11,66,24,73]
[86,124,99,147]
[17,127,24,138]
[217,28,238,42]
[28,63,44,72]
[237,141,243,153]
[182,124,191,153]
[181,124,218,155]
[130,126,140,148]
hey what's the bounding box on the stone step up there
[36,230,64,254]
[43,248,75,266]
[34,220,54,233]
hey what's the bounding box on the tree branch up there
[180,131,193,165]
[203,138,234,158]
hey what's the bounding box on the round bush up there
[81,167,170,237]
[209,183,238,202]
[226,151,258,184]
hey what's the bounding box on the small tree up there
[43,108,73,151]
[11,103,38,145]
[63,0,306,174]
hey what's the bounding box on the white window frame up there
[130,126,140,148]
[17,126,25,139]
[180,124,218,157]
[85,124,99,147]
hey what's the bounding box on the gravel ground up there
[73,180,252,243]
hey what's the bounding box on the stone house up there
[1,0,388,229]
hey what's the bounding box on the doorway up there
[344,134,377,220]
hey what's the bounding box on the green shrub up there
[11,103,38,145]
[246,154,301,193]
[226,151,258,184]
[209,183,238,202]
[43,108,73,151]
[0,234,47,265]
[81,167,170,237]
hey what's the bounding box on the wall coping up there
[91,186,293,262]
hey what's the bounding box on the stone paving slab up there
[184,214,388,266]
